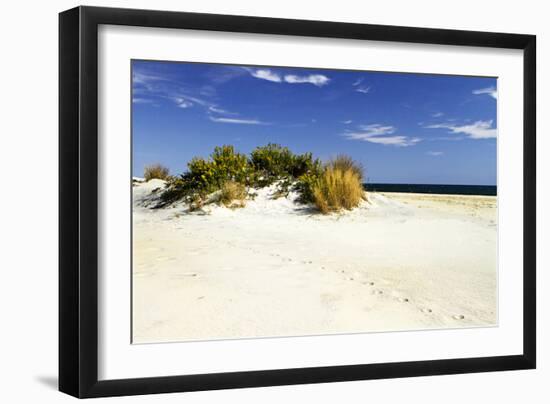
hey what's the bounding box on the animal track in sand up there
[372,290,384,295]
[453,314,465,320]
[421,308,433,314]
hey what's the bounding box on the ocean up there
[363,183,497,196]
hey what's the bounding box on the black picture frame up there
[59,5,536,398]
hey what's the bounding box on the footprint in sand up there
[453,314,465,320]
[421,308,433,314]
[372,290,383,295]
[397,297,410,303]
[361,281,375,286]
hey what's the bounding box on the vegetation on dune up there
[155,143,365,214]
[160,145,251,205]
[250,143,321,186]
[220,181,247,208]
[311,166,364,214]
[329,155,364,182]
[143,164,170,181]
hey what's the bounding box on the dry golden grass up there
[220,181,247,208]
[329,155,364,181]
[144,164,169,181]
[312,167,364,214]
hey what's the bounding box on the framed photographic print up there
[59,6,536,398]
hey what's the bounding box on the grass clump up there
[311,166,364,213]
[297,155,365,214]
[143,164,169,181]
[220,181,247,208]
[330,155,364,181]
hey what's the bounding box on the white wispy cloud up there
[426,151,444,156]
[206,66,247,84]
[245,68,330,86]
[132,71,167,86]
[209,116,268,125]
[432,112,444,118]
[133,67,270,124]
[175,95,212,107]
[342,124,421,147]
[250,69,282,83]
[342,120,353,124]
[425,120,497,139]
[173,97,193,108]
[359,136,421,146]
[283,74,330,86]
[132,97,157,105]
[351,77,370,93]
[355,86,371,94]
[208,106,237,115]
[472,86,497,99]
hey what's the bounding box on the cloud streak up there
[355,86,371,94]
[425,120,497,139]
[472,86,497,99]
[342,124,421,147]
[209,116,268,125]
[250,69,282,83]
[284,74,330,86]
[245,68,330,87]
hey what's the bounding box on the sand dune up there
[132,180,497,343]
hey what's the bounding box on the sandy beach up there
[132,179,497,343]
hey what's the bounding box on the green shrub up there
[158,176,190,205]
[294,171,321,204]
[159,146,250,205]
[250,144,321,185]
[250,143,294,182]
[186,145,250,192]
[290,152,320,178]
[143,164,169,181]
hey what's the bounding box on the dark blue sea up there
[363,183,497,196]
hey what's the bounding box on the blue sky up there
[132,60,497,185]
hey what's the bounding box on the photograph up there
[131,60,498,344]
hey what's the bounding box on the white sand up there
[132,180,497,343]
